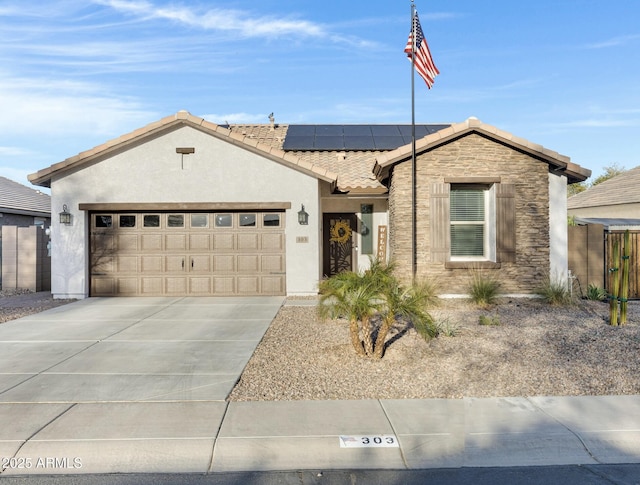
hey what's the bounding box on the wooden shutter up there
[496,183,516,262]
[430,182,450,263]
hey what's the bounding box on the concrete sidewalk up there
[1,395,640,475]
[0,298,639,476]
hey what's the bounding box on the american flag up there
[404,11,439,89]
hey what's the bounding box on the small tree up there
[318,259,437,359]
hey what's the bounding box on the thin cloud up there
[95,0,327,38]
[0,73,155,136]
[586,34,640,49]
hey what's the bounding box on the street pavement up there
[0,297,639,478]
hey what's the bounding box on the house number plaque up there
[339,435,399,448]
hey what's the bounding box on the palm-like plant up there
[319,259,437,359]
[318,271,380,356]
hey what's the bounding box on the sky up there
[1,0,639,191]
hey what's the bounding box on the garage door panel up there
[141,277,163,295]
[213,254,235,272]
[261,233,285,251]
[141,234,162,251]
[237,233,259,251]
[189,233,211,251]
[165,234,187,250]
[90,210,285,296]
[165,255,186,272]
[190,255,211,272]
[117,256,138,273]
[213,234,234,250]
[213,277,235,294]
[92,256,115,274]
[165,277,187,294]
[189,277,212,294]
[92,277,115,296]
[141,255,163,273]
[262,276,285,295]
[116,278,138,295]
[237,255,259,272]
[262,254,285,273]
[117,234,138,251]
[237,276,259,294]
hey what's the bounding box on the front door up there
[323,213,356,277]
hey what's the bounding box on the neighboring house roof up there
[373,117,591,184]
[574,217,640,230]
[0,176,50,217]
[28,111,338,190]
[568,165,640,210]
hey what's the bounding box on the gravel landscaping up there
[0,290,75,323]
[229,298,640,401]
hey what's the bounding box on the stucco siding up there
[49,125,322,298]
[549,173,569,284]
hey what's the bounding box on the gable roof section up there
[373,117,591,184]
[0,176,50,216]
[227,123,389,193]
[568,165,640,210]
[28,111,338,189]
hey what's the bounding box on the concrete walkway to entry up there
[1,297,640,476]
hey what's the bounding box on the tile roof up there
[226,124,386,192]
[373,117,591,184]
[0,176,50,215]
[28,111,338,190]
[28,112,591,194]
[568,165,640,209]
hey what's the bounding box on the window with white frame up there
[450,185,496,261]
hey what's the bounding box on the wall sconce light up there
[298,204,309,225]
[59,204,72,225]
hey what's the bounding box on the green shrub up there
[434,316,460,336]
[536,275,574,305]
[468,270,501,308]
[479,314,500,326]
[586,283,607,301]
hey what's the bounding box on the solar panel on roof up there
[282,124,452,151]
[371,125,401,136]
[286,125,316,136]
[282,136,315,150]
[343,125,372,136]
[344,136,376,150]
[314,136,344,150]
[316,125,343,136]
[374,136,406,150]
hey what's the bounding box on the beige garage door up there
[90,211,286,296]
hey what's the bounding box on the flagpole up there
[410,1,417,282]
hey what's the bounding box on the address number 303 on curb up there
[339,435,399,448]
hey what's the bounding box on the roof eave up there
[373,118,591,184]
[28,111,338,188]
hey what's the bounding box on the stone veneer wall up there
[388,133,551,294]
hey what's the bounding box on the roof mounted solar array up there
[283,124,450,151]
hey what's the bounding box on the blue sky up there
[1,0,639,189]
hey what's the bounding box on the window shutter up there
[430,182,450,263]
[496,183,516,262]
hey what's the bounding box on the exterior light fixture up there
[59,204,72,225]
[298,204,309,225]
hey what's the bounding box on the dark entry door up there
[323,213,357,277]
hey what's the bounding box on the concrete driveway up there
[0,296,283,403]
